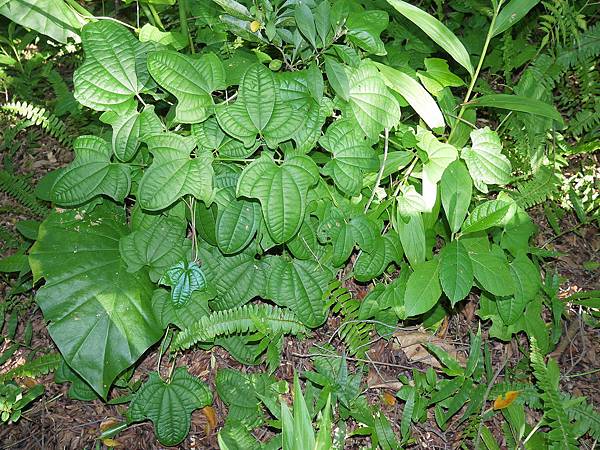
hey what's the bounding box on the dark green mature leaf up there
[470,245,514,296]
[465,95,563,124]
[216,199,261,254]
[347,9,388,56]
[324,57,350,101]
[404,259,442,317]
[396,213,426,268]
[74,21,155,112]
[439,240,473,305]
[128,368,212,446]
[441,160,472,233]
[147,50,226,123]
[29,204,162,398]
[295,3,317,48]
[51,135,130,206]
[107,105,163,162]
[160,261,206,308]
[138,133,214,211]
[237,155,319,243]
[492,0,541,37]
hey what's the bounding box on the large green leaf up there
[439,240,473,305]
[216,63,303,148]
[346,61,400,139]
[375,63,445,129]
[128,368,212,446]
[465,95,563,124]
[237,155,319,243]
[216,198,261,254]
[138,133,214,211]
[51,135,130,206]
[0,0,86,44]
[192,117,258,159]
[147,50,226,123]
[510,254,540,305]
[418,127,458,209]
[396,212,426,268]
[461,200,510,235]
[386,0,474,75]
[74,21,155,112]
[319,119,379,195]
[324,57,350,101]
[404,259,442,317]
[461,127,511,193]
[441,160,472,233]
[29,204,162,398]
[266,258,332,327]
[469,245,514,296]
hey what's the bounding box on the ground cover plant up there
[0,0,598,448]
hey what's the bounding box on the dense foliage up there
[0,0,598,448]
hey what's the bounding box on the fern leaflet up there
[511,166,560,209]
[0,353,61,383]
[1,101,72,145]
[0,170,49,217]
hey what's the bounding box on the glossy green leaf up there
[465,94,563,124]
[386,0,474,75]
[492,0,541,37]
[469,245,514,296]
[29,204,162,398]
[509,253,540,306]
[405,259,442,318]
[461,127,511,192]
[216,199,261,254]
[319,119,379,195]
[108,105,163,161]
[51,136,130,206]
[139,23,187,49]
[128,368,212,446]
[417,58,464,95]
[346,61,400,139]
[138,133,214,211]
[461,200,510,235]
[74,21,155,112]
[266,258,333,328]
[192,117,258,159]
[439,240,473,305]
[151,289,212,330]
[160,261,206,308]
[441,160,472,233]
[287,218,318,260]
[147,50,226,123]
[354,238,388,282]
[375,63,445,129]
[237,155,319,243]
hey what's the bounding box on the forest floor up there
[0,130,598,449]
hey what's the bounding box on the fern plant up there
[0,170,48,217]
[1,100,72,145]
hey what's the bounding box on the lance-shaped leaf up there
[138,133,214,211]
[266,258,333,327]
[346,61,400,139]
[461,127,511,193]
[386,0,474,76]
[128,368,212,447]
[319,119,379,195]
[160,261,207,308]
[74,21,155,112]
[237,155,319,243]
[28,204,162,398]
[216,63,303,148]
[51,135,130,206]
[439,239,473,305]
[147,50,226,123]
[441,160,472,233]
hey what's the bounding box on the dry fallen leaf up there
[493,391,520,410]
[202,405,217,435]
[100,418,120,432]
[102,438,121,448]
[382,392,396,406]
[393,330,466,369]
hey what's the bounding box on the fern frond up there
[0,353,61,383]
[43,68,79,117]
[172,304,307,351]
[530,338,578,449]
[0,225,20,249]
[1,101,72,145]
[511,166,560,209]
[564,395,600,439]
[326,281,373,358]
[0,170,49,217]
[556,23,600,69]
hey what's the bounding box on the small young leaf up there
[160,261,207,308]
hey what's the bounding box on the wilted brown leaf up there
[392,330,466,369]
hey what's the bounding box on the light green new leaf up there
[461,200,510,235]
[346,9,388,56]
[461,127,511,192]
[0,0,86,44]
[139,23,187,49]
[216,199,261,254]
[347,61,400,139]
[375,62,445,129]
[237,155,319,243]
[138,133,214,211]
[74,21,154,112]
[492,0,541,37]
[160,261,206,308]
[51,136,130,206]
[29,204,162,398]
[128,368,212,447]
[109,105,163,161]
[469,245,514,296]
[418,127,458,182]
[396,185,429,218]
[417,58,464,95]
[441,160,472,233]
[319,119,379,195]
[465,94,563,124]
[405,259,442,317]
[386,0,474,75]
[148,50,226,123]
[439,240,473,305]
[295,3,317,48]
[266,258,332,327]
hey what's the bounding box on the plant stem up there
[179,0,194,54]
[364,128,389,213]
[447,0,504,143]
[148,4,165,30]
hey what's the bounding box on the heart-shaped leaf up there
[147,50,226,123]
[128,368,212,446]
[160,261,207,308]
[138,133,214,211]
[51,136,130,206]
[29,204,162,398]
